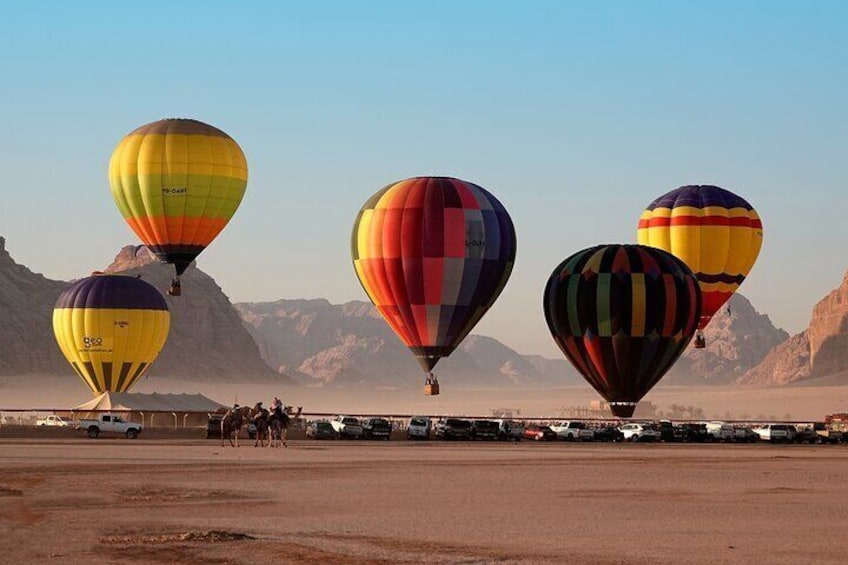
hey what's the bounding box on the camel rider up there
[253,402,265,422]
[271,396,283,419]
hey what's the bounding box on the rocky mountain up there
[0,236,292,385]
[235,299,581,389]
[741,272,848,385]
[5,234,843,390]
[664,294,789,384]
[0,237,70,376]
[104,245,293,384]
[236,293,788,390]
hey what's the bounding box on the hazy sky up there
[1,1,845,357]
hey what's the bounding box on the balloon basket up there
[424,383,440,396]
[168,278,182,297]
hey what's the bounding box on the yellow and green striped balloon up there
[52,274,170,394]
[108,118,248,289]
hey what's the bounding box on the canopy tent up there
[74,392,225,413]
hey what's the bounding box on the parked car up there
[677,423,710,443]
[792,425,819,444]
[206,414,223,438]
[0,414,20,426]
[37,415,71,427]
[407,417,431,440]
[592,425,624,442]
[550,421,594,441]
[331,415,363,439]
[470,420,499,440]
[657,420,677,442]
[705,421,735,442]
[306,420,337,440]
[434,418,472,440]
[495,419,524,441]
[752,423,795,443]
[733,426,760,443]
[813,422,844,444]
[523,424,557,441]
[362,418,392,440]
[618,423,661,442]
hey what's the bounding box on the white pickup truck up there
[76,413,143,439]
[37,415,71,427]
[330,415,363,439]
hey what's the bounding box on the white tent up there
[74,392,225,412]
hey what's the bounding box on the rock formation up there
[665,294,788,384]
[235,298,580,388]
[101,245,294,384]
[741,272,848,385]
[0,236,69,376]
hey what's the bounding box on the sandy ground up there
[2,439,848,564]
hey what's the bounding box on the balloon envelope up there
[637,185,762,330]
[351,176,517,375]
[543,244,701,417]
[108,118,248,277]
[53,275,170,394]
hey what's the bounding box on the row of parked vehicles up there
[303,416,847,444]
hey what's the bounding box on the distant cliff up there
[741,272,848,385]
[235,298,580,389]
[0,236,69,376]
[665,294,789,384]
[104,245,294,384]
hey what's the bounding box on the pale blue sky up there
[1,1,845,356]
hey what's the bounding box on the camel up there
[269,406,303,447]
[249,404,272,447]
[220,405,251,447]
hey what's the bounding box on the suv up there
[753,423,795,443]
[470,420,499,440]
[550,421,594,441]
[618,423,661,442]
[331,415,363,439]
[407,416,431,440]
[306,420,337,440]
[813,422,844,444]
[434,418,472,440]
[677,423,710,443]
[705,421,735,442]
[362,418,392,440]
[733,426,759,443]
[495,419,524,441]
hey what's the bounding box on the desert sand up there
[2,438,848,564]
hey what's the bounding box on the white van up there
[407,416,431,440]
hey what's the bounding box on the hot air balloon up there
[53,274,170,394]
[108,118,248,296]
[351,176,517,395]
[637,185,762,348]
[543,244,701,418]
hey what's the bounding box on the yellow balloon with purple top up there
[52,274,170,394]
[637,185,762,347]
